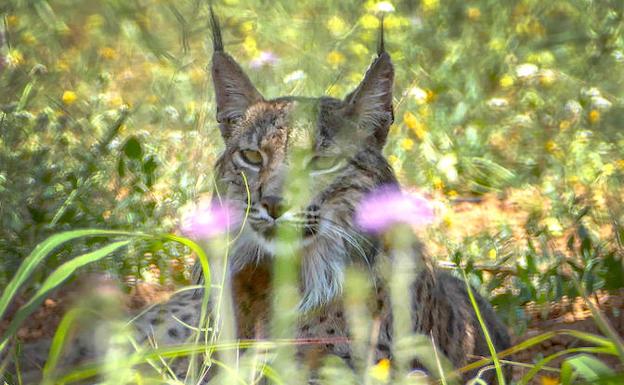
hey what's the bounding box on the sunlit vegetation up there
[1,0,623,384]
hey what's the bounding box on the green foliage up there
[1,0,624,383]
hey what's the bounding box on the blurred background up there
[1,0,623,336]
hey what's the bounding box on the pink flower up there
[355,186,435,233]
[180,200,238,239]
[250,51,279,68]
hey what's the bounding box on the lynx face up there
[210,20,397,311]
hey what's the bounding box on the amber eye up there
[239,149,263,167]
[308,155,342,175]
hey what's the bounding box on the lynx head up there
[209,10,398,311]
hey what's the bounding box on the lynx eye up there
[239,149,263,167]
[307,155,343,175]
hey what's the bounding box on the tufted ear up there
[210,8,263,139]
[341,53,394,147]
[340,21,394,147]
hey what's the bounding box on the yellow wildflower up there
[425,89,436,103]
[545,140,558,153]
[499,74,514,88]
[528,51,555,66]
[447,190,458,199]
[442,212,453,227]
[488,248,497,259]
[387,154,401,169]
[422,0,439,13]
[369,358,391,383]
[466,7,481,21]
[489,38,505,52]
[186,101,196,114]
[384,15,407,29]
[239,21,254,35]
[7,15,19,28]
[400,138,415,151]
[588,110,600,124]
[616,160,624,170]
[602,163,615,177]
[433,177,444,190]
[327,16,346,36]
[540,376,560,385]
[403,111,427,139]
[559,120,571,131]
[541,217,563,237]
[62,90,77,105]
[56,59,70,72]
[6,49,24,68]
[99,47,117,60]
[360,14,379,30]
[326,50,345,67]
[108,94,124,108]
[243,36,258,56]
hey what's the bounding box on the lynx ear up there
[210,7,263,139]
[341,18,394,146]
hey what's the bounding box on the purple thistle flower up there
[180,200,238,239]
[355,186,435,233]
[250,51,279,68]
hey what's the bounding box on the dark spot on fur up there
[319,316,327,323]
[181,313,193,322]
[327,328,335,335]
[377,343,390,352]
[151,317,163,325]
[325,343,334,349]
[168,328,179,338]
[335,311,343,318]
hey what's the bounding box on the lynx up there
[7,9,510,384]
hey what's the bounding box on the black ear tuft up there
[341,16,394,146]
[209,7,263,139]
[209,5,223,53]
[377,14,385,56]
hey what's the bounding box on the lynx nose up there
[261,195,285,220]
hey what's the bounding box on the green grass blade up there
[460,329,619,376]
[518,347,614,385]
[0,240,132,345]
[573,279,624,363]
[0,229,141,321]
[560,354,615,385]
[41,307,84,384]
[461,269,506,384]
